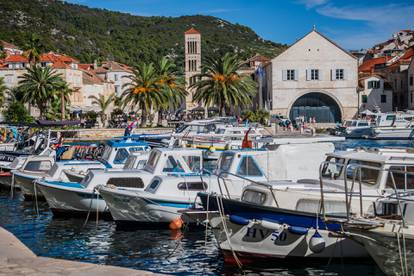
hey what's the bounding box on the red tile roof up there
[359,57,387,73]
[184,27,200,35]
[4,55,28,63]
[39,52,79,63]
[78,63,94,70]
[82,69,104,85]
[94,61,132,73]
[52,60,71,69]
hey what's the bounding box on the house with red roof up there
[94,60,133,96]
[0,51,125,117]
[358,73,393,112]
[408,55,414,109]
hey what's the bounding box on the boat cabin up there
[143,148,205,175]
[100,139,150,168]
[321,148,414,192]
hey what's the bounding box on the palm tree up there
[18,66,65,118]
[89,93,115,127]
[0,44,6,60]
[156,57,187,124]
[0,77,7,107]
[53,83,73,120]
[23,34,43,66]
[191,53,257,116]
[122,62,164,127]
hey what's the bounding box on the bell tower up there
[184,27,201,110]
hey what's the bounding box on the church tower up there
[184,27,201,110]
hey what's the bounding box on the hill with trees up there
[0,0,286,66]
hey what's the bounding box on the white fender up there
[260,220,283,231]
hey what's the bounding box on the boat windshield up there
[47,163,59,177]
[101,145,112,161]
[322,156,345,179]
[217,153,234,173]
[175,124,189,134]
[346,160,381,186]
[386,166,414,190]
[144,150,161,172]
[182,155,202,172]
[123,156,136,169]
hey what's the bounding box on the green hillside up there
[0,0,286,66]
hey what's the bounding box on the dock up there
[0,227,158,275]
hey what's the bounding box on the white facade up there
[184,28,201,110]
[96,70,132,97]
[359,76,393,112]
[408,57,414,109]
[266,30,358,122]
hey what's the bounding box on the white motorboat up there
[37,148,205,217]
[197,147,414,261]
[370,113,414,139]
[171,119,264,153]
[36,152,149,217]
[100,141,335,226]
[13,138,150,199]
[335,119,372,138]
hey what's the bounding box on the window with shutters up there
[310,69,319,80]
[362,95,368,103]
[368,81,380,89]
[286,69,295,80]
[335,69,344,80]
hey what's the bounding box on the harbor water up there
[0,139,410,275]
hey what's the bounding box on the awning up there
[69,105,98,113]
[361,109,377,115]
[36,120,81,126]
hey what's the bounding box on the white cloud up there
[297,0,329,9]
[313,3,414,48]
[317,3,414,25]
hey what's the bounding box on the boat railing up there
[216,171,279,207]
[319,161,414,225]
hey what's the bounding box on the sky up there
[67,0,414,50]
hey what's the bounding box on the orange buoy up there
[169,217,183,230]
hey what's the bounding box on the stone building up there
[94,61,133,96]
[260,29,358,123]
[184,27,201,110]
[408,56,414,109]
[358,74,393,113]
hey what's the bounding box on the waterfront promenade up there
[0,227,157,275]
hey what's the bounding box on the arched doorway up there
[289,92,342,123]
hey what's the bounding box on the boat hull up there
[99,188,192,225]
[199,193,367,260]
[13,172,44,198]
[37,182,109,215]
[372,127,414,139]
[0,170,12,188]
[346,226,414,276]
